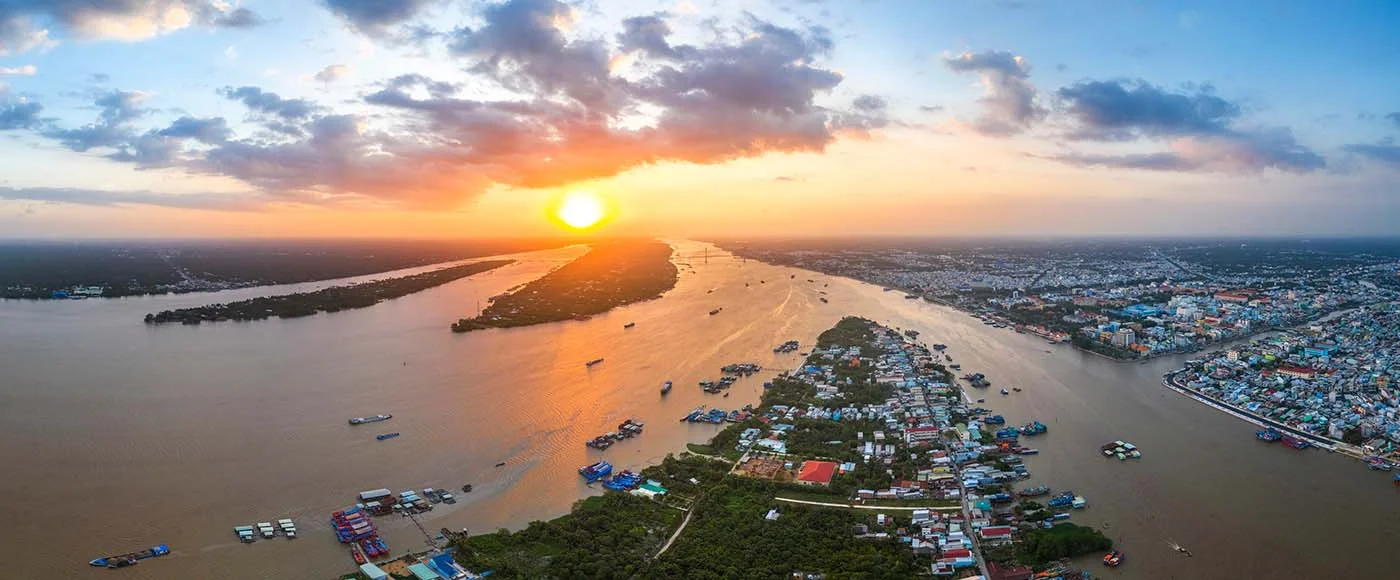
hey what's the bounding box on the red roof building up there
[796,460,839,486]
[978,525,1014,541]
[988,562,1033,580]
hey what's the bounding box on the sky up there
[0,0,1397,239]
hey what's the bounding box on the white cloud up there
[0,65,38,76]
[314,64,351,83]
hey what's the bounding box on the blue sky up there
[0,0,1397,238]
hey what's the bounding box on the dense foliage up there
[1016,523,1113,568]
[452,492,681,579]
[649,477,929,579]
[144,260,512,324]
[453,240,678,331]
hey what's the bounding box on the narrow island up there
[451,240,677,333]
[144,260,513,324]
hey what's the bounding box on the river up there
[0,240,1395,579]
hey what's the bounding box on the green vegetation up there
[649,477,929,579]
[1016,523,1113,568]
[451,492,682,579]
[452,240,677,332]
[144,260,513,324]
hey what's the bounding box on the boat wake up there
[1167,540,1193,557]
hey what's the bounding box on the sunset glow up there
[556,192,606,230]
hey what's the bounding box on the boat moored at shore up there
[89,544,170,568]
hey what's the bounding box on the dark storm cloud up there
[943,50,1044,136]
[1057,79,1241,140]
[320,0,435,33]
[218,86,318,121]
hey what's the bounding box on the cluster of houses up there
[1175,303,1400,459]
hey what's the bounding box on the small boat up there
[1256,428,1281,442]
[461,483,474,493]
[1012,387,1023,392]
[351,546,366,564]
[661,380,673,395]
[1020,485,1050,496]
[819,297,828,303]
[976,398,986,403]
[278,519,297,539]
[586,358,605,367]
[1103,550,1123,567]
[349,414,392,425]
[624,322,636,329]
[376,432,400,441]
[1000,389,1009,396]
[90,544,171,568]
[709,308,722,315]
[233,525,255,543]
[494,462,506,468]
[1019,448,1040,455]
[440,492,457,504]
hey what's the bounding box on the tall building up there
[1112,328,1136,348]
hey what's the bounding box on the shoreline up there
[1160,371,1366,459]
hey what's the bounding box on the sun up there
[556,191,606,230]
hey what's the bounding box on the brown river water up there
[1,240,1396,579]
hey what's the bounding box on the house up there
[407,562,443,580]
[359,563,390,580]
[977,525,1013,543]
[796,460,839,486]
[988,562,1033,580]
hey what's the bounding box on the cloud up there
[40,89,149,151]
[321,0,435,34]
[0,64,36,75]
[0,101,42,130]
[313,64,351,83]
[1343,141,1400,169]
[0,186,258,210]
[943,50,1044,136]
[1386,112,1400,130]
[0,1,266,51]
[616,13,695,61]
[218,86,318,120]
[14,2,881,210]
[1049,128,1326,174]
[209,7,265,28]
[1057,79,1240,140]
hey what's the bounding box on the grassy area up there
[452,240,677,332]
[684,443,717,456]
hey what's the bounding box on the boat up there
[440,492,457,504]
[1012,387,1023,392]
[1018,448,1040,455]
[1020,485,1050,496]
[661,380,673,395]
[976,398,986,403]
[376,432,400,441]
[1280,434,1311,450]
[351,546,366,564]
[1256,428,1281,442]
[233,525,256,543]
[984,415,1004,424]
[278,518,297,539]
[623,322,636,329]
[586,358,605,367]
[819,297,828,303]
[89,544,171,568]
[1103,551,1123,567]
[1000,389,1009,395]
[494,462,506,467]
[349,414,392,425]
[709,308,722,315]
[579,460,613,482]
[1020,421,1047,435]
[257,522,276,538]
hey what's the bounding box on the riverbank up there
[1161,371,1360,457]
[144,260,514,324]
[451,240,677,333]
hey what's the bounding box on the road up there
[772,497,962,511]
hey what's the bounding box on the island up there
[415,317,1109,579]
[450,240,677,333]
[144,260,513,324]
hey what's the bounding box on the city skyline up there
[1,0,1398,238]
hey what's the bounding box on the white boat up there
[348,414,392,425]
[278,519,297,539]
[257,522,276,538]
